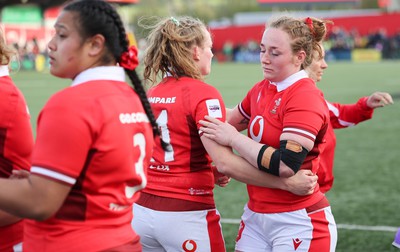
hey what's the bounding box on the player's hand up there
[366,92,394,109]
[213,167,231,187]
[199,115,238,147]
[215,174,231,187]
[283,170,317,196]
[10,169,30,180]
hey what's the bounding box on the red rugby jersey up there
[141,76,226,208]
[24,67,153,252]
[0,67,34,252]
[318,97,373,193]
[238,71,328,213]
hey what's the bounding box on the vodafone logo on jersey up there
[182,240,197,252]
[249,115,264,143]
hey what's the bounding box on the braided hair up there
[64,0,168,150]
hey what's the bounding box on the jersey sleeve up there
[282,82,327,141]
[238,81,263,120]
[31,95,97,184]
[0,76,34,173]
[193,84,226,130]
[327,97,374,129]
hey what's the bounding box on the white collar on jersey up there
[71,66,126,87]
[0,65,10,77]
[273,70,309,92]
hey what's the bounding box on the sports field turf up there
[12,60,400,252]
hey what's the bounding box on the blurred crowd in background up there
[9,24,400,72]
[218,26,400,63]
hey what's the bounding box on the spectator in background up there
[0,26,34,252]
[222,40,233,61]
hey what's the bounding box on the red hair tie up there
[119,45,139,70]
[305,17,315,37]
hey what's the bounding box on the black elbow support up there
[280,140,309,173]
[257,145,280,176]
[257,140,308,176]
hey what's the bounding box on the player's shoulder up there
[181,77,223,98]
[44,82,96,112]
[184,77,217,90]
[0,76,28,109]
[293,77,317,89]
[250,79,270,92]
[0,75,18,93]
[290,78,323,96]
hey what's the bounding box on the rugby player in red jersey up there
[0,27,34,252]
[0,1,164,251]
[200,16,338,251]
[132,15,319,252]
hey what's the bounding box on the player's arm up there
[328,92,393,129]
[200,135,316,195]
[0,173,71,221]
[366,91,393,108]
[328,99,372,129]
[0,169,29,226]
[200,116,312,178]
[227,105,248,132]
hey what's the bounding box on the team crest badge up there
[270,98,281,114]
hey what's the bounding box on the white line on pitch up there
[220,218,398,232]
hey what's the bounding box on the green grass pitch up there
[12,60,400,252]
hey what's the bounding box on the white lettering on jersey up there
[206,99,222,118]
[148,96,176,104]
[188,188,210,195]
[119,112,149,124]
[149,164,170,171]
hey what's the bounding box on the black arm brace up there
[257,140,309,177]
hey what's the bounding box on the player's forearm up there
[0,178,43,219]
[212,147,315,195]
[0,176,66,221]
[230,132,263,168]
[213,152,284,189]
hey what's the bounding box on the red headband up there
[305,17,315,37]
[119,45,139,70]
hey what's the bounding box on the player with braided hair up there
[0,0,161,251]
